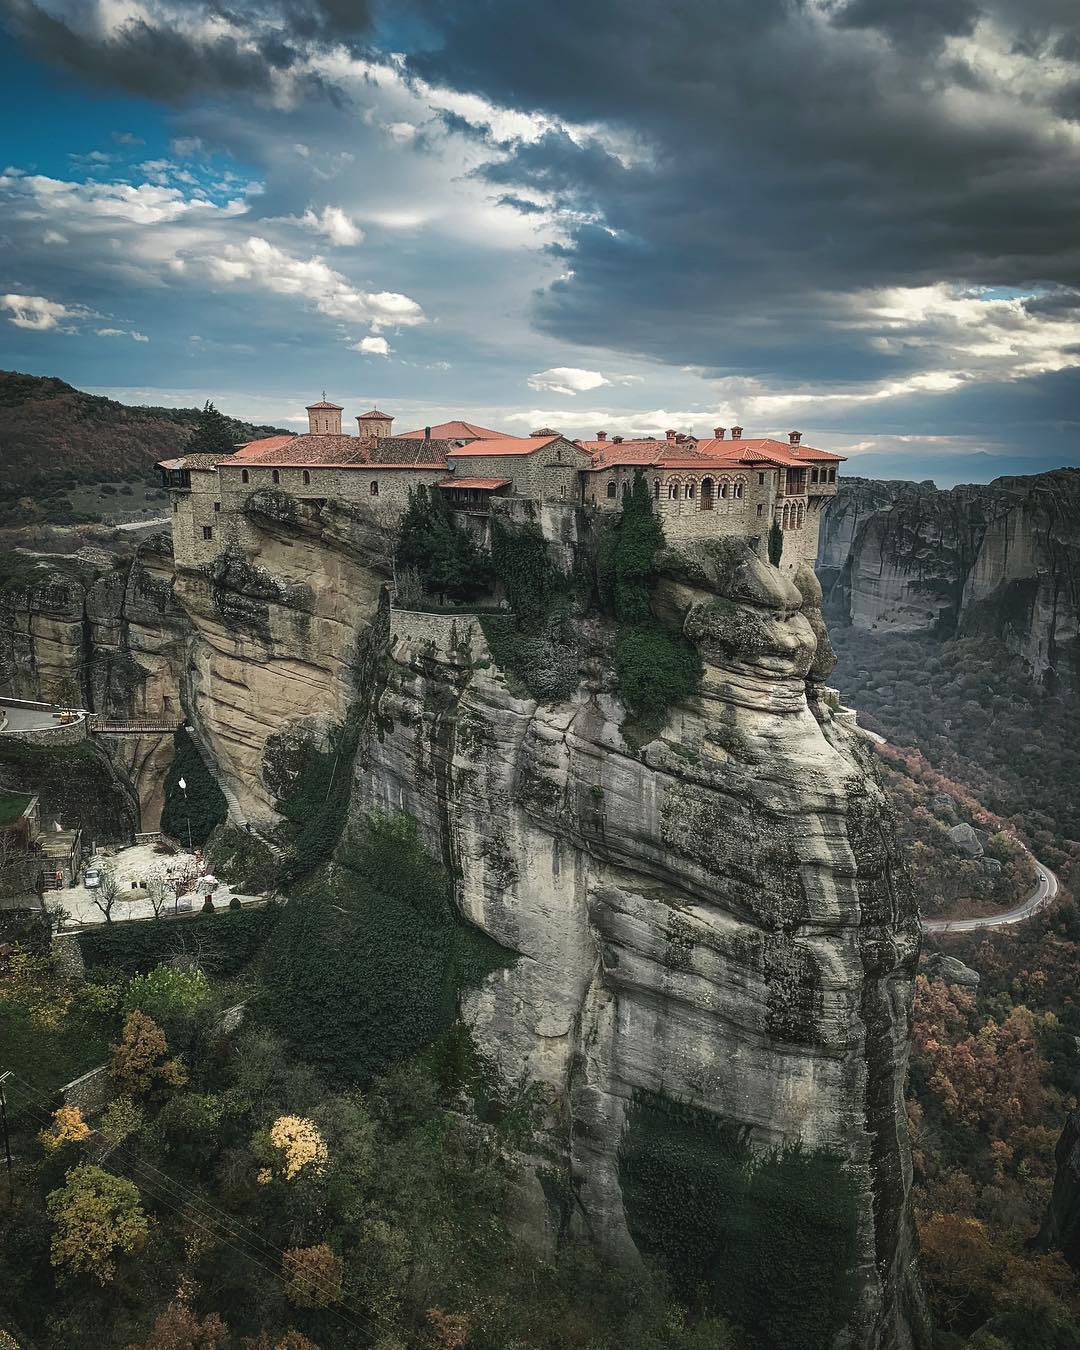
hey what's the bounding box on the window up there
[202,526,213,541]
[370,480,379,497]
[719,482,727,499]
[811,468,819,484]
[757,504,763,517]
[560,484,566,497]
[687,483,695,500]
[669,483,678,500]
[607,481,617,499]
[163,695,172,712]
[653,479,661,500]
[241,469,249,484]
[213,501,220,512]
[828,468,836,483]
[758,473,765,485]
[173,500,178,513]
[271,469,280,485]
[302,470,310,486]
[701,478,714,510]
[734,482,743,499]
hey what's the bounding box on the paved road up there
[922,856,1058,933]
[114,515,169,532]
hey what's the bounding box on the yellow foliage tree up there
[46,1164,148,1284]
[39,1105,92,1152]
[110,1010,187,1099]
[256,1115,327,1183]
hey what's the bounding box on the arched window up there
[686,482,695,500]
[669,482,678,500]
[782,502,791,529]
[370,480,379,497]
[302,470,310,486]
[719,481,728,499]
[701,478,714,510]
[653,479,661,500]
[733,481,743,499]
[622,481,630,498]
[271,469,280,485]
[241,469,249,484]
[606,481,617,499]
[797,502,805,528]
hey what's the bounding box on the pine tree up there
[187,400,239,456]
[768,519,784,567]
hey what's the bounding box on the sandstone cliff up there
[0,535,188,828]
[347,540,927,1349]
[819,472,1080,686]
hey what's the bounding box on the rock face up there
[351,538,927,1349]
[0,536,189,829]
[819,472,1080,687]
[1038,1110,1080,1270]
[923,953,980,988]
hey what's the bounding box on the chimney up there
[789,430,802,445]
[714,427,726,440]
[424,426,431,440]
[612,435,624,444]
[731,425,743,440]
[665,429,676,442]
[596,430,607,441]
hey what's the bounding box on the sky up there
[1,0,1079,484]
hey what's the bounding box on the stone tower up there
[357,408,393,440]
[307,398,343,435]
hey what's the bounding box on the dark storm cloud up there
[399,0,1080,379]
[0,0,374,102]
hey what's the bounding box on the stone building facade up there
[159,401,843,575]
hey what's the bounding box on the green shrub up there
[396,484,493,602]
[275,717,358,885]
[768,519,784,567]
[160,728,227,848]
[122,964,210,1022]
[78,904,280,976]
[614,621,702,731]
[619,1090,859,1350]
[259,812,512,1083]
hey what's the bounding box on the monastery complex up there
[159,398,843,574]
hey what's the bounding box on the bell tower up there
[306,396,343,434]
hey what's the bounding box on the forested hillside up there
[1,372,287,483]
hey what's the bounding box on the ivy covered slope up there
[350,518,927,1348]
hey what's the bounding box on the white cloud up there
[95,327,125,337]
[170,137,204,158]
[352,335,390,356]
[2,294,76,331]
[528,367,611,395]
[131,331,150,342]
[207,236,424,328]
[42,230,67,245]
[296,205,363,246]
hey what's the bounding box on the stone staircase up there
[184,724,286,861]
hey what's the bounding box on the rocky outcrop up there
[351,537,927,1349]
[819,472,1080,686]
[173,491,394,826]
[1038,1110,1080,1270]
[0,536,189,829]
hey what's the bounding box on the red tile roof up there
[358,408,393,420]
[157,453,232,471]
[232,435,299,462]
[223,432,451,469]
[448,435,562,458]
[306,400,342,410]
[398,420,507,441]
[438,478,512,490]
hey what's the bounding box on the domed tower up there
[357,408,393,440]
[306,397,343,435]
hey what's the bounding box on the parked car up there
[84,863,103,889]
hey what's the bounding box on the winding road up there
[921,855,1059,934]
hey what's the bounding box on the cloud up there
[111,131,144,146]
[206,236,424,327]
[528,367,611,395]
[296,204,363,246]
[95,327,125,337]
[2,294,76,330]
[352,335,390,356]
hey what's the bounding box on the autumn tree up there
[46,1164,147,1284]
[255,1115,328,1183]
[141,1300,228,1349]
[282,1244,343,1308]
[110,1010,187,1099]
[918,1212,1000,1330]
[39,1105,92,1152]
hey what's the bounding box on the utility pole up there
[0,1071,13,1201]
[178,775,193,853]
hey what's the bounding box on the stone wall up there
[61,1064,111,1115]
[389,607,485,656]
[0,713,88,747]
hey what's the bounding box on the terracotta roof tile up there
[306,399,343,410]
[448,435,563,459]
[438,478,512,490]
[358,408,393,420]
[398,420,507,440]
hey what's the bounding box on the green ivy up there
[161,727,227,847]
[396,484,493,602]
[77,903,280,976]
[274,716,359,885]
[619,1090,859,1350]
[257,811,513,1084]
[768,519,784,567]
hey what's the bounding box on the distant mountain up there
[0,371,288,483]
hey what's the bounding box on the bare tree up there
[144,868,171,920]
[167,865,199,914]
[89,863,121,925]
